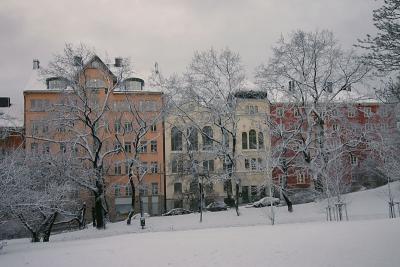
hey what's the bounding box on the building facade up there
[23,56,165,220]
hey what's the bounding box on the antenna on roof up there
[154,62,159,74]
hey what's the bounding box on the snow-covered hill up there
[1,182,400,267]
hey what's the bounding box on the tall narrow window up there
[187,127,198,151]
[242,132,248,149]
[202,126,213,150]
[258,132,264,149]
[171,127,182,151]
[249,130,257,149]
[150,140,157,152]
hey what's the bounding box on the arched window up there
[249,130,257,149]
[202,126,213,150]
[242,132,248,149]
[258,132,264,149]
[171,127,182,151]
[187,127,198,151]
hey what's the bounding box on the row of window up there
[115,140,158,153]
[242,130,264,150]
[171,126,224,151]
[114,161,159,175]
[114,182,158,197]
[171,159,215,174]
[274,106,391,119]
[30,142,77,154]
[112,100,158,112]
[30,99,159,113]
[113,121,157,134]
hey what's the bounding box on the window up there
[139,185,148,197]
[139,141,147,153]
[293,108,300,117]
[297,172,306,184]
[151,183,159,195]
[288,80,295,91]
[114,121,122,133]
[246,105,259,115]
[348,108,356,118]
[124,142,132,153]
[350,155,358,166]
[42,143,50,154]
[242,132,248,149]
[171,127,183,151]
[364,107,372,118]
[151,124,157,132]
[249,130,257,149]
[174,183,182,194]
[47,78,67,89]
[60,143,66,153]
[250,158,257,171]
[114,163,122,175]
[114,142,121,152]
[139,100,158,112]
[332,124,339,131]
[150,161,158,173]
[258,132,264,149]
[30,99,50,111]
[114,185,121,197]
[277,108,284,117]
[140,162,148,175]
[380,107,389,117]
[187,127,198,151]
[203,160,214,172]
[245,158,250,170]
[150,140,157,152]
[172,159,184,173]
[202,126,213,150]
[125,185,132,196]
[125,80,142,91]
[124,121,133,132]
[31,121,39,135]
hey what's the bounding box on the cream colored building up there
[164,91,271,210]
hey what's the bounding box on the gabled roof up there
[83,55,117,81]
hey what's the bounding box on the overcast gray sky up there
[0,0,381,109]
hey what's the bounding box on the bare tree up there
[27,44,134,229]
[256,30,371,216]
[168,48,246,216]
[0,150,83,242]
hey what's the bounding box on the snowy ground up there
[1,182,400,267]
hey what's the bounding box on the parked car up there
[248,197,281,208]
[206,201,228,212]
[162,208,192,216]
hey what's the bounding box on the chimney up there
[33,59,40,70]
[114,57,122,67]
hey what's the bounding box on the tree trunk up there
[41,212,58,242]
[127,178,136,225]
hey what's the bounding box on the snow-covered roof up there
[23,68,47,91]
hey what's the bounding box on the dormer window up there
[124,78,144,91]
[47,77,67,89]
